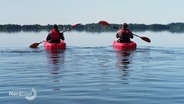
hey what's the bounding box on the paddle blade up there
[29,43,40,48]
[29,40,44,48]
[98,21,110,26]
[141,37,151,43]
[71,23,81,29]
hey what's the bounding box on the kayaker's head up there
[53,24,58,30]
[122,23,128,29]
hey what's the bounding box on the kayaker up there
[116,23,134,43]
[46,24,65,43]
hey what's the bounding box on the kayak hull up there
[44,40,66,50]
[113,40,137,50]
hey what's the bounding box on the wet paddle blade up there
[71,23,81,29]
[133,34,151,43]
[99,21,119,29]
[98,21,110,26]
[141,37,151,43]
[29,43,40,48]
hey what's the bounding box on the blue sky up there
[0,0,183,25]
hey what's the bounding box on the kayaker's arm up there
[127,29,134,39]
[116,32,121,42]
[116,30,121,39]
[130,33,134,39]
[46,33,51,41]
[116,33,119,38]
[60,32,65,41]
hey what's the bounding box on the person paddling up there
[116,23,134,43]
[46,24,65,43]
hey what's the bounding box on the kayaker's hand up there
[61,31,64,34]
[116,38,120,42]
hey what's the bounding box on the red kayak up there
[113,40,137,50]
[44,40,66,50]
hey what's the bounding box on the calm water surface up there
[1,31,184,104]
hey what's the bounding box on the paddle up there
[99,20,151,43]
[29,23,81,48]
[29,41,45,48]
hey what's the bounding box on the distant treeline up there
[0,23,184,33]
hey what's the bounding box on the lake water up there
[1,31,184,104]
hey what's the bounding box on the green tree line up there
[0,23,184,33]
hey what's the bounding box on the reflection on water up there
[115,50,135,81]
[45,49,65,90]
